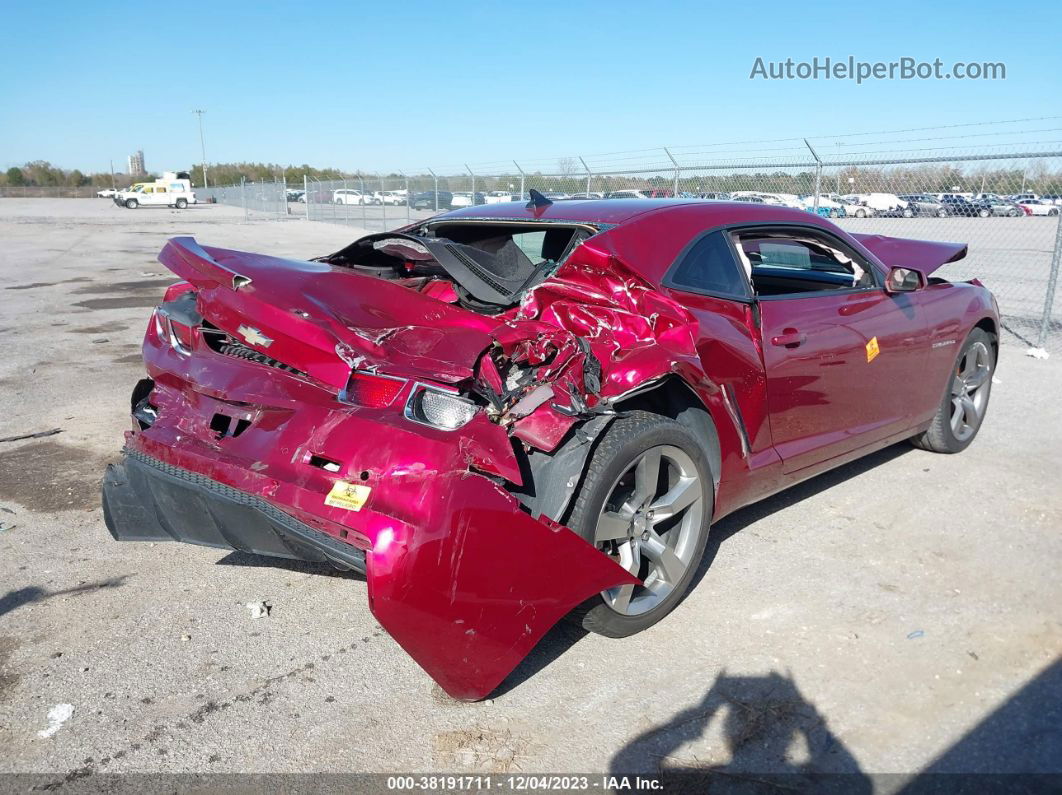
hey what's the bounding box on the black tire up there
[978,208,991,218]
[124,198,138,209]
[855,208,866,218]
[911,328,995,454]
[937,209,947,218]
[1050,209,1059,217]
[175,198,188,209]
[565,411,713,638]
[903,208,914,218]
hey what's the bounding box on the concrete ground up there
[0,200,1059,782]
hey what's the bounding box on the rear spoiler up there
[850,234,967,276]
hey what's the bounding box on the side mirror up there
[885,266,925,293]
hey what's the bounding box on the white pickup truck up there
[114,172,198,209]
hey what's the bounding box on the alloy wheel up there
[593,445,704,616]
[950,341,991,442]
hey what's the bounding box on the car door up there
[734,225,930,473]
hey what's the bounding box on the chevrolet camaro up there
[102,194,999,699]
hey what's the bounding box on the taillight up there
[168,319,195,351]
[342,372,406,407]
[163,281,195,302]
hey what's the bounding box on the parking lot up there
[0,199,1059,782]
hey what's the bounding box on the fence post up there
[579,156,592,197]
[403,173,410,223]
[1037,211,1062,350]
[358,175,367,229]
[664,147,679,197]
[379,173,387,230]
[514,161,525,200]
[241,177,247,218]
[428,168,438,212]
[281,173,287,216]
[804,139,822,212]
[466,165,475,206]
[304,175,309,220]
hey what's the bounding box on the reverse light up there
[405,386,477,431]
[342,372,406,408]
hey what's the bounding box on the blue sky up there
[1,0,1059,174]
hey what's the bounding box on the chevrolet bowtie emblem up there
[237,325,274,348]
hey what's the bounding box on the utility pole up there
[192,109,209,188]
[109,159,115,190]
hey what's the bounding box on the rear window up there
[667,231,749,299]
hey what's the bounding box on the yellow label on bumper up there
[866,336,880,362]
[325,480,371,512]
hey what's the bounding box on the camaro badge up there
[325,480,371,512]
[237,325,274,348]
[866,336,880,363]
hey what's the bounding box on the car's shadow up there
[494,442,914,697]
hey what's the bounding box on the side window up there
[143,186,154,193]
[667,230,750,299]
[157,186,167,193]
[732,229,876,297]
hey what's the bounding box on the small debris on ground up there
[0,522,15,532]
[37,704,74,738]
[907,630,925,640]
[0,428,63,443]
[180,634,191,642]
[1025,347,1050,360]
[245,601,271,619]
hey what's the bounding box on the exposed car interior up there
[731,228,875,295]
[317,222,593,313]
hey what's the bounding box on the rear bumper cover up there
[103,448,637,700]
[103,451,366,572]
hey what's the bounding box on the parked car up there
[848,193,912,217]
[375,191,406,206]
[699,192,732,201]
[96,188,118,198]
[838,197,875,218]
[484,191,515,204]
[285,189,305,202]
[898,194,948,218]
[410,191,453,210]
[605,189,651,199]
[1040,194,1062,206]
[1018,199,1060,216]
[940,196,988,217]
[333,189,378,206]
[104,199,998,700]
[450,192,486,207]
[1009,193,1040,202]
[798,196,847,218]
[975,198,1024,217]
[567,192,604,200]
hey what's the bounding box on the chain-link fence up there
[191,145,1062,353]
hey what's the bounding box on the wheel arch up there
[973,316,999,360]
[610,375,722,492]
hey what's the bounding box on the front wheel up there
[979,208,991,218]
[911,328,994,454]
[175,198,188,209]
[855,208,867,218]
[565,411,712,638]
[1050,209,1060,217]
[938,209,947,218]
[124,198,138,209]
[903,208,914,218]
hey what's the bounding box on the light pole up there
[192,109,209,188]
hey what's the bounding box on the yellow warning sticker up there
[325,480,371,512]
[866,336,880,363]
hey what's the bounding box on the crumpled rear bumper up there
[104,448,637,701]
[103,451,366,571]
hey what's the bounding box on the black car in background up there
[410,191,454,210]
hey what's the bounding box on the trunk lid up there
[850,233,967,276]
[159,237,498,389]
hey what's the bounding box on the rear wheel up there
[565,411,712,638]
[978,208,991,218]
[855,208,867,218]
[911,328,994,453]
[175,198,188,209]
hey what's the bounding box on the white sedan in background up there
[333,189,378,205]
[96,188,117,198]
[1018,199,1060,216]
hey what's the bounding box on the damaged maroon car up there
[103,195,999,699]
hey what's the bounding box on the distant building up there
[128,150,145,177]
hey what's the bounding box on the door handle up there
[771,330,807,349]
